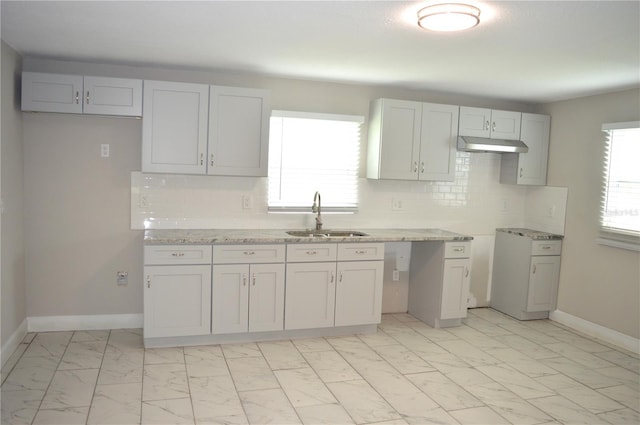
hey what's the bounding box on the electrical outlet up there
[139,194,149,208]
[392,269,400,281]
[243,195,253,209]
[547,205,556,218]
[392,198,404,211]
[117,271,128,286]
[101,144,110,157]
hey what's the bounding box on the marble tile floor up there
[1,308,638,425]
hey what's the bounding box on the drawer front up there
[287,244,338,262]
[213,244,285,264]
[337,243,385,261]
[531,240,562,256]
[444,241,471,259]
[144,245,212,265]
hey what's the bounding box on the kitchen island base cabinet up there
[408,241,471,328]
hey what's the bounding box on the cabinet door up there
[517,113,550,185]
[208,86,270,176]
[527,256,560,312]
[441,258,471,320]
[83,76,142,116]
[142,80,209,174]
[212,264,249,334]
[335,261,384,326]
[285,262,336,330]
[21,72,83,113]
[459,107,490,138]
[420,103,459,181]
[491,110,521,140]
[249,264,285,332]
[144,265,211,338]
[377,99,422,180]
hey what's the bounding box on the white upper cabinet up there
[142,80,209,174]
[22,72,142,116]
[367,99,458,182]
[208,86,271,177]
[500,113,551,185]
[459,107,521,140]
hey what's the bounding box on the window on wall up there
[599,121,640,250]
[268,111,363,212]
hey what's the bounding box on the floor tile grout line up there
[83,329,111,425]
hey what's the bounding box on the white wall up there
[21,57,567,319]
[541,88,640,340]
[1,41,26,358]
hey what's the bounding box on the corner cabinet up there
[141,80,271,177]
[408,241,471,328]
[367,99,459,182]
[500,113,551,185]
[143,245,212,338]
[22,72,142,116]
[459,107,521,140]
[490,231,561,320]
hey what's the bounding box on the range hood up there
[457,136,529,153]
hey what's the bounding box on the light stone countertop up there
[496,228,564,240]
[144,228,473,245]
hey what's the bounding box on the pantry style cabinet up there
[141,80,271,176]
[459,107,521,140]
[500,113,551,185]
[22,72,142,116]
[367,99,459,182]
[408,241,471,328]
[143,245,212,338]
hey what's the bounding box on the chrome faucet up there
[312,191,322,231]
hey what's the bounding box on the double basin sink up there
[286,230,369,238]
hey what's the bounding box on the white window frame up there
[597,121,640,251]
[268,110,363,213]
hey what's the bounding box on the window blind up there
[268,111,363,212]
[599,121,640,250]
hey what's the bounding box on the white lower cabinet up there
[527,255,561,312]
[143,245,213,338]
[408,241,471,328]
[285,243,385,330]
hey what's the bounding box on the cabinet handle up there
[492,121,496,132]
[75,91,80,104]
[465,268,469,277]
[453,247,465,252]
[413,161,418,172]
[243,274,247,286]
[532,265,537,274]
[171,252,185,257]
[306,251,317,256]
[339,272,343,282]
[252,274,256,286]
[210,154,214,166]
[354,250,367,255]
[200,153,204,166]
[330,272,334,283]
[243,251,255,256]
[146,275,151,288]
[541,245,552,250]
[421,161,425,173]
[485,120,490,131]
[86,90,90,104]
[519,168,523,178]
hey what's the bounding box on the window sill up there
[596,237,640,252]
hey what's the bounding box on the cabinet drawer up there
[144,245,212,265]
[213,244,285,264]
[287,244,337,262]
[531,240,562,256]
[338,243,385,261]
[444,241,471,258]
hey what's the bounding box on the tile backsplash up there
[131,152,564,235]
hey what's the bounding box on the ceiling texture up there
[2,0,639,103]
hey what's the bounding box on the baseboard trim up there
[549,310,640,354]
[27,314,143,333]
[1,318,28,368]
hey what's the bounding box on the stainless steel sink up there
[286,230,369,238]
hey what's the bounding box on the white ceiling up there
[2,0,639,103]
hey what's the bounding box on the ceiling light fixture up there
[417,3,481,32]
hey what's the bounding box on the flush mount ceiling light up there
[417,3,481,32]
